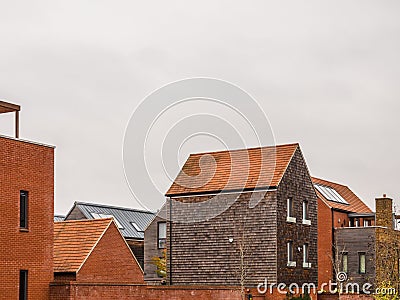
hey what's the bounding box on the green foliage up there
[151,248,167,278]
[286,290,311,300]
[374,281,399,300]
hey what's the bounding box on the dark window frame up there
[20,191,28,229]
[157,222,166,249]
[358,252,366,274]
[341,252,348,273]
[19,270,28,300]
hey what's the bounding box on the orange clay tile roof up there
[166,143,299,196]
[312,177,372,213]
[54,218,112,273]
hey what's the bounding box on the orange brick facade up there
[75,222,144,284]
[50,284,320,300]
[0,136,54,299]
[317,198,333,286]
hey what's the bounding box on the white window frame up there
[303,243,311,268]
[131,222,143,232]
[302,201,311,225]
[286,198,296,223]
[287,241,296,267]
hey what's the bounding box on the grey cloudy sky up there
[0,1,399,214]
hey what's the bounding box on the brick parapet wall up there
[50,284,325,300]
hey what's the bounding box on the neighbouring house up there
[145,143,319,287]
[64,201,155,269]
[335,195,400,292]
[144,212,167,284]
[313,177,374,287]
[0,101,55,299]
[52,218,144,284]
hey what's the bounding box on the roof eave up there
[166,185,278,198]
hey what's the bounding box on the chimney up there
[375,194,394,229]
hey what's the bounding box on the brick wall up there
[0,135,54,300]
[50,283,322,300]
[333,211,350,229]
[318,199,333,286]
[77,222,144,283]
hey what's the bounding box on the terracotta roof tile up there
[53,218,112,273]
[312,177,372,213]
[166,143,299,196]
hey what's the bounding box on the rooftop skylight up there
[314,184,349,205]
[90,212,124,229]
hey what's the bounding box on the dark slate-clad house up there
[145,143,318,287]
[335,195,400,291]
[65,201,155,268]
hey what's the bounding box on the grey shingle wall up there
[167,191,278,286]
[276,147,318,285]
[335,227,376,288]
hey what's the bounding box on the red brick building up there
[0,114,55,299]
[313,177,374,287]
[52,218,144,284]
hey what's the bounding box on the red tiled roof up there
[166,143,299,196]
[312,177,372,213]
[53,218,112,273]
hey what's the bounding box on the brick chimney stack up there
[375,194,393,229]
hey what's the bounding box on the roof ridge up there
[311,176,349,188]
[188,143,299,156]
[54,218,113,224]
[75,201,155,214]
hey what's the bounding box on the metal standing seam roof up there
[72,202,155,240]
[54,215,66,222]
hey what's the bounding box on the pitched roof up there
[54,218,112,273]
[312,177,372,213]
[54,215,65,222]
[166,143,299,196]
[66,202,155,240]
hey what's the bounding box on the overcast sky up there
[0,1,399,214]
